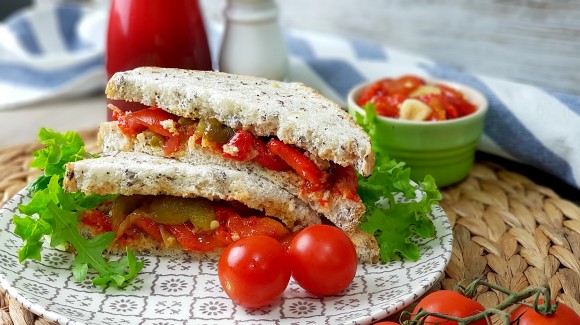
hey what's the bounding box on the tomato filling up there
[83,195,292,252]
[111,105,359,202]
[357,75,477,121]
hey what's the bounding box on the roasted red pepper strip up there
[113,107,182,154]
[81,210,112,233]
[113,110,147,136]
[128,107,176,137]
[214,205,289,240]
[370,94,405,118]
[163,134,181,155]
[438,84,476,117]
[214,205,237,221]
[222,130,290,171]
[253,137,290,171]
[222,130,255,161]
[164,223,229,252]
[331,165,359,201]
[267,138,323,186]
[381,75,425,97]
[132,217,164,243]
[357,81,383,106]
[226,215,290,239]
[415,94,447,121]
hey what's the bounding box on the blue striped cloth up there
[0,3,105,107]
[1,4,579,190]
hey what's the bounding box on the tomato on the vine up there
[373,322,399,325]
[288,225,358,296]
[412,290,487,325]
[217,235,291,308]
[510,299,580,325]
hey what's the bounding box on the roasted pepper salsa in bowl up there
[347,75,488,187]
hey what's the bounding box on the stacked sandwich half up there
[63,67,379,262]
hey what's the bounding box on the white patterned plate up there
[0,188,453,325]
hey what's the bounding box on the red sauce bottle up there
[105,0,212,120]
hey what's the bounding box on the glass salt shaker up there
[219,0,288,80]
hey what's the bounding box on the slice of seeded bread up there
[98,121,365,233]
[105,67,375,176]
[64,151,320,231]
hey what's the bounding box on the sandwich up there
[66,67,379,262]
[63,151,378,262]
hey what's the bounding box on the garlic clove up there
[399,99,433,121]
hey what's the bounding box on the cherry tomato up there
[373,322,399,325]
[288,225,357,296]
[412,290,487,325]
[510,299,580,325]
[218,235,291,309]
[445,94,476,117]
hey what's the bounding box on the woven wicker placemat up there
[1,129,579,325]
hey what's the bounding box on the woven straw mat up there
[0,129,578,325]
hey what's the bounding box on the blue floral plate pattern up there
[0,189,452,325]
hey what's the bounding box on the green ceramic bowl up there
[348,78,488,187]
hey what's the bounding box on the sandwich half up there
[102,67,375,234]
[63,151,379,262]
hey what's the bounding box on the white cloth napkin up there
[1,3,579,191]
[0,3,105,108]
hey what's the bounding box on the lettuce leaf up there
[14,128,143,287]
[356,103,442,262]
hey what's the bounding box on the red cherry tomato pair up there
[217,225,358,308]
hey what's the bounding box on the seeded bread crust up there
[105,67,375,176]
[64,151,320,231]
[349,229,379,263]
[98,121,365,233]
